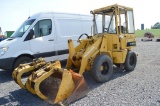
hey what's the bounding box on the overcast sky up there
[0,0,159,33]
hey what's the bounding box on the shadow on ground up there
[83,66,132,90]
[0,70,13,84]
[0,89,52,106]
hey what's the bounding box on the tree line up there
[151,22,160,29]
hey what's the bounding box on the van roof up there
[29,11,92,20]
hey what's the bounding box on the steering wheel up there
[104,28,114,33]
[78,33,89,41]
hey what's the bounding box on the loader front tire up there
[91,55,113,83]
[124,51,137,71]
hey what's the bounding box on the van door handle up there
[48,39,54,41]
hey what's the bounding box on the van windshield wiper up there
[7,36,19,40]
[10,36,22,38]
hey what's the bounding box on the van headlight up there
[0,47,8,57]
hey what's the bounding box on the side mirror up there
[29,29,34,38]
[24,29,34,41]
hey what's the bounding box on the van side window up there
[32,19,52,38]
[57,19,92,36]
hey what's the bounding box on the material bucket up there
[25,61,89,105]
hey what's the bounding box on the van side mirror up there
[24,29,34,41]
[30,29,34,37]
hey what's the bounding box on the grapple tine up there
[25,61,62,102]
[12,64,27,83]
[25,74,37,94]
[25,63,53,94]
[12,66,20,84]
[12,64,35,89]
[33,71,52,99]
[12,58,46,89]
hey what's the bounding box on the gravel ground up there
[1,37,160,106]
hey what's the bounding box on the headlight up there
[0,47,8,57]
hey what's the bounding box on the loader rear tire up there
[124,51,137,71]
[91,55,113,83]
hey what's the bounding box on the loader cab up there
[91,4,135,36]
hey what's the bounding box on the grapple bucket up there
[25,61,89,105]
[12,58,46,89]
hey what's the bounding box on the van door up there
[29,19,57,61]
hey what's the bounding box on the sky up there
[0,0,159,34]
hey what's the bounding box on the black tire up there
[124,51,137,71]
[14,56,33,70]
[91,55,113,82]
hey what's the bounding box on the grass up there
[135,29,160,37]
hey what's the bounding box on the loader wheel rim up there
[101,62,109,75]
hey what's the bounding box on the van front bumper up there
[0,57,15,70]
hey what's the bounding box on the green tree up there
[152,22,160,29]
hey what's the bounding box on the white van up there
[0,12,93,70]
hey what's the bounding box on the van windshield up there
[11,19,35,38]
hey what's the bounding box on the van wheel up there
[91,55,113,82]
[14,56,33,70]
[124,51,137,71]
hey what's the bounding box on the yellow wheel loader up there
[12,4,137,105]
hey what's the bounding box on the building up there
[5,31,14,38]
[141,24,144,30]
